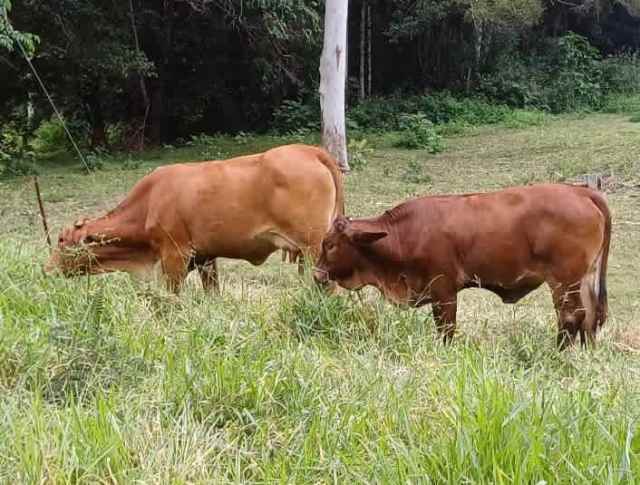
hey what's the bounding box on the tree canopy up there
[1,0,639,149]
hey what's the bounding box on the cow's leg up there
[431,289,458,343]
[160,247,189,294]
[198,258,219,294]
[549,281,585,350]
[578,273,598,348]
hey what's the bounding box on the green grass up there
[1,112,640,482]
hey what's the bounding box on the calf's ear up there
[351,230,388,246]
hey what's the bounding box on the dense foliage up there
[1,0,640,164]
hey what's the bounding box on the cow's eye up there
[83,235,96,244]
[325,242,334,251]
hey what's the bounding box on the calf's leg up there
[549,281,586,350]
[198,258,219,294]
[160,247,189,294]
[578,281,598,348]
[431,291,458,343]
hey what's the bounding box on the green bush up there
[544,33,604,112]
[601,51,640,95]
[478,55,546,108]
[0,123,37,177]
[502,109,549,128]
[30,117,69,159]
[347,96,421,132]
[480,33,609,113]
[272,98,320,134]
[347,138,373,171]
[421,92,511,125]
[85,149,107,171]
[601,93,640,113]
[394,113,444,153]
[106,122,127,148]
[347,94,524,134]
[401,158,432,185]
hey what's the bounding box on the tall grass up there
[1,241,638,483]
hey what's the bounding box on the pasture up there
[1,113,640,483]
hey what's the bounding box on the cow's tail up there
[588,190,611,329]
[316,148,345,217]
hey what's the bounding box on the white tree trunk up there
[359,0,365,102]
[367,2,372,97]
[319,0,349,173]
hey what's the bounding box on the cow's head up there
[44,217,125,276]
[313,216,387,290]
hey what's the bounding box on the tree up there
[319,0,349,172]
[619,0,640,15]
[0,0,38,55]
[457,0,543,79]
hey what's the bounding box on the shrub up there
[394,113,444,153]
[401,158,432,185]
[421,92,511,125]
[0,123,37,177]
[106,122,127,148]
[479,33,613,113]
[187,133,229,160]
[272,98,320,134]
[120,157,143,170]
[601,51,640,95]
[30,117,70,159]
[347,96,420,132]
[84,150,106,171]
[347,138,373,171]
[601,93,640,113]
[502,109,549,129]
[543,33,604,112]
[478,55,547,109]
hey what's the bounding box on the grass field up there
[1,113,640,483]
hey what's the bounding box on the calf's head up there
[45,217,126,276]
[313,216,387,290]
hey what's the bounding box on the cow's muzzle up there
[44,251,61,275]
[313,267,330,287]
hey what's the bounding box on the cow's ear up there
[352,230,388,246]
[334,217,349,233]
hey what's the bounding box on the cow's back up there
[392,183,607,289]
[143,145,341,260]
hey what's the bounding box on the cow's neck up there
[84,204,145,247]
[354,215,414,304]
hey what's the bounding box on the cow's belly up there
[195,237,275,265]
[193,228,303,266]
[464,274,545,303]
[460,265,546,303]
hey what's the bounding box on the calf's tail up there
[589,191,611,329]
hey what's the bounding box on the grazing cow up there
[313,183,611,348]
[46,144,344,292]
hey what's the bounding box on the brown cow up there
[45,144,344,292]
[313,183,611,348]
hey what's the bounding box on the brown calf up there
[314,183,611,348]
